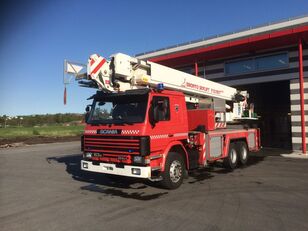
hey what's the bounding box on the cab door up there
[148,94,187,153]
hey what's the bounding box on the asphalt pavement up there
[1,142,308,231]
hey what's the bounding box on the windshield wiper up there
[88,121,109,126]
[113,120,134,125]
[88,120,134,126]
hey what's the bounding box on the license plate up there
[102,165,113,171]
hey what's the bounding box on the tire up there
[160,152,185,189]
[223,143,238,170]
[237,141,249,165]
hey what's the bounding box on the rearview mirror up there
[85,105,91,123]
[149,102,156,127]
[85,113,89,123]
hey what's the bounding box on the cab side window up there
[152,96,170,121]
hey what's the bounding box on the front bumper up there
[81,160,151,178]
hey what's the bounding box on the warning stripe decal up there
[215,122,226,128]
[121,130,140,135]
[150,133,188,139]
[91,58,106,75]
[84,130,97,134]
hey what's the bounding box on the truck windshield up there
[88,94,148,125]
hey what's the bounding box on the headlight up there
[132,156,150,165]
[131,168,141,175]
[85,152,92,158]
[133,156,143,163]
[82,162,88,169]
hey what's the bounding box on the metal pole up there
[203,63,206,78]
[298,37,306,154]
[195,62,198,76]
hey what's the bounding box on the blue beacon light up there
[157,83,164,91]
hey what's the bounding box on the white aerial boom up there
[84,53,238,101]
[64,53,255,120]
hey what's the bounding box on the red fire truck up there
[64,53,260,189]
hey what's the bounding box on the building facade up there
[136,16,308,151]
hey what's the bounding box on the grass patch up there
[0,125,85,139]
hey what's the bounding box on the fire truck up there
[64,53,260,189]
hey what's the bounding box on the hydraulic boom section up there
[64,53,256,121]
[66,53,238,101]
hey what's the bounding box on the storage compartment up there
[187,109,215,131]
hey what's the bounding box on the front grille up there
[84,135,140,155]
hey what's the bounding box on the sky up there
[1,0,308,116]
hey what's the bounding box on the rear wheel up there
[223,143,238,170]
[237,141,249,165]
[161,152,185,189]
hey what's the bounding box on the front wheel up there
[160,152,185,189]
[223,143,238,170]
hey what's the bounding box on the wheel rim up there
[169,160,182,183]
[230,149,237,164]
[241,146,247,160]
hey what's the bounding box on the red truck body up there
[81,89,260,189]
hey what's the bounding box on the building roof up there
[136,15,308,66]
